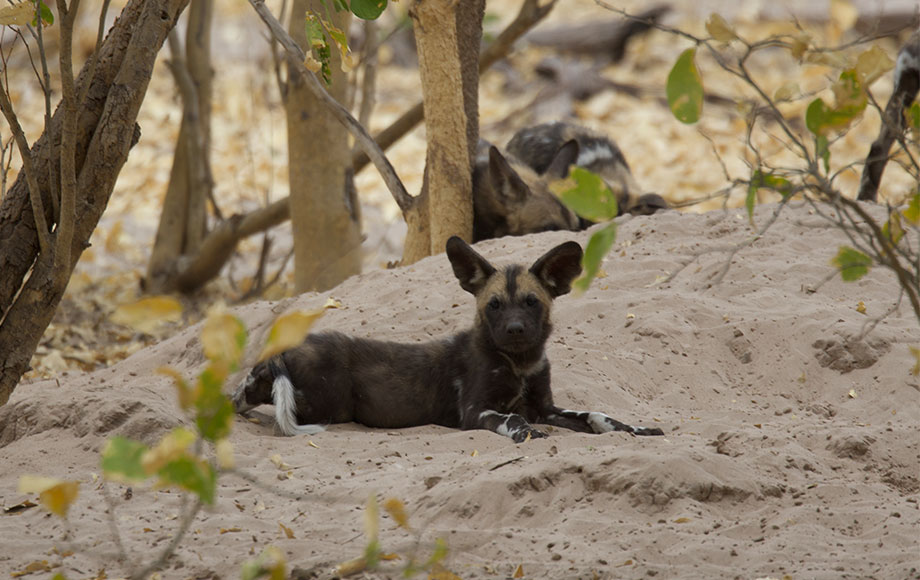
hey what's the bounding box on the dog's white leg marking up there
[479,410,513,437]
[232,374,257,413]
[587,411,641,434]
[272,374,325,436]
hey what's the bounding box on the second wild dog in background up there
[233,237,664,443]
[472,121,669,242]
[507,121,669,220]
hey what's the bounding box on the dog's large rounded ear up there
[529,241,583,298]
[544,139,579,179]
[446,236,496,295]
[488,146,530,204]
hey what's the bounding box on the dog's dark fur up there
[232,237,664,443]
[472,139,581,242]
[506,121,669,220]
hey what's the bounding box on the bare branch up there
[78,0,112,107]
[0,85,51,254]
[248,0,414,213]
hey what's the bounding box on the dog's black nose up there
[506,321,524,335]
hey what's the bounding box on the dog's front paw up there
[512,427,547,443]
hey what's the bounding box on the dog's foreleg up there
[269,358,325,437]
[476,410,547,443]
[545,408,664,436]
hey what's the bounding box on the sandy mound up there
[1,202,918,579]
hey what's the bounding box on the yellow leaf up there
[830,0,858,32]
[513,564,525,578]
[383,497,410,530]
[201,311,246,366]
[789,32,811,60]
[10,560,52,578]
[104,220,124,253]
[470,449,478,457]
[910,346,920,376]
[674,517,692,523]
[220,527,242,534]
[335,557,367,577]
[856,301,866,314]
[269,454,291,470]
[848,388,857,399]
[365,495,380,543]
[773,81,799,102]
[141,427,196,475]
[304,53,322,73]
[110,296,182,333]
[705,14,736,43]
[0,2,34,26]
[855,45,895,88]
[324,297,342,309]
[19,476,80,518]
[158,366,194,410]
[216,439,235,470]
[279,522,296,539]
[258,308,327,362]
[307,440,319,449]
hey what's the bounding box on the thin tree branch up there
[78,0,112,107]
[0,86,51,254]
[55,0,80,275]
[249,0,414,213]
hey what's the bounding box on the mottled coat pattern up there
[233,238,664,442]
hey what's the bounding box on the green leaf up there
[157,456,217,504]
[101,437,150,483]
[747,170,794,222]
[551,167,619,222]
[30,2,53,26]
[816,134,830,173]
[574,223,617,294]
[805,70,867,136]
[349,0,387,20]
[902,192,920,225]
[195,365,235,442]
[830,246,872,281]
[882,212,905,245]
[667,48,704,124]
[909,103,920,131]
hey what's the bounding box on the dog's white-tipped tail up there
[271,373,325,436]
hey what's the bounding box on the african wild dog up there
[506,121,669,220]
[472,139,582,242]
[232,237,664,443]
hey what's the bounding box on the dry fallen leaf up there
[10,560,52,578]
[219,527,242,534]
[513,563,525,578]
[856,301,866,314]
[383,497,410,530]
[110,296,182,334]
[18,476,80,518]
[848,388,857,399]
[279,522,295,539]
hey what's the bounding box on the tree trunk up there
[0,0,189,406]
[145,0,215,293]
[404,0,484,263]
[285,0,363,293]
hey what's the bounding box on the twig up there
[711,197,791,286]
[100,481,129,563]
[130,496,203,580]
[0,75,51,254]
[489,456,527,471]
[78,0,112,107]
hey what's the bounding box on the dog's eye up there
[525,294,538,307]
[488,297,502,310]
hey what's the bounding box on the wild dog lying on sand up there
[232,237,664,443]
[472,139,582,242]
[506,121,669,219]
